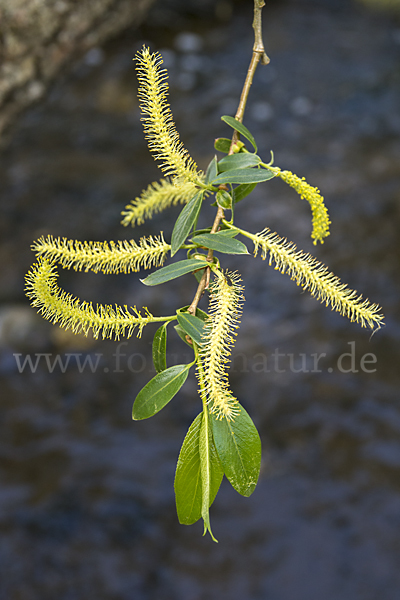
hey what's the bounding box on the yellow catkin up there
[198,271,244,421]
[269,167,330,244]
[25,258,155,339]
[245,228,384,330]
[32,234,170,274]
[135,47,201,183]
[121,178,198,227]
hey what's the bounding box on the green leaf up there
[214,137,245,153]
[215,228,239,237]
[216,189,232,210]
[192,232,249,255]
[211,168,276,185]
[171,191,203,256]
[177,311,206,346]
[194,307,209,322]
[221,116,258,152]
[141,258,207,286]
[174,412,223,532]
[175,413,203,524]
[192,227,212,236]
[205,156,218,184]
[233,183,257,204]
[214,138,232,153]
[174,323,193,347]
[152,323,167,373]
[218,153,260,173]
[132,364,190,420]
[174,307,208,347]
[199,408,222,542]
[211,404,261,497]
[174,305,208,348]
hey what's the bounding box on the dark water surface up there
[1,0,400,598]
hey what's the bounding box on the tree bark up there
[0,0,155,144]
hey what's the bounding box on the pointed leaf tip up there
[221,116,258,152]
[211,404,261,497]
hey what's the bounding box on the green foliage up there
[174,411,223,538]
[211,405,261,497]
[221,115,258,152]
[171,191,204,256]
[176,311,206,346]
[211,168,275,185]
[132,363,192,420]
[152,323,168,373]
[191,232,248,255]
[141,258,207,286]
[25,5,384,541]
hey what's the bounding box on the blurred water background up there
[1,0,400,598]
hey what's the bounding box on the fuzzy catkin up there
[121,178,198,227]
[25,258,155,339]
[269,166,330,244]
[135,47,201,183]
[32,234,170,274]
[248,228,384,329]
[198,271,244,420]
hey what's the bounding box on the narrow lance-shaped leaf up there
[175,307,209,347]
[192,232,249,255]
[174,412,223,529]
[213,228,239,237]
[205,156,218,184]
[171,191,204,256]
[221,115,258,152]
[152,323,167,372]
[211,168,276,185]
[211,403,261,497]
[217,153,261,173]
[175,413,203,525]
[233,183,257,204]
[199,407,222,542]
[141,258,207,286]
[132,363,191,420]
[176,311,206,346]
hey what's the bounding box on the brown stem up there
[253,1,270,63]
[234,52,261,124]
[229,0,269,153]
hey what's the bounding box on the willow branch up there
[188,0,269,315]
[231,0,269,146]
